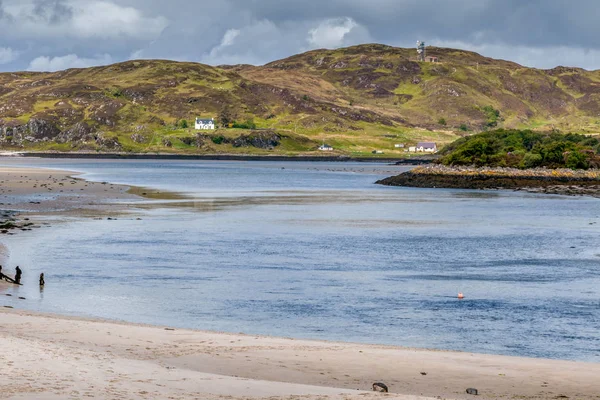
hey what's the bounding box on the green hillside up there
[1,44,599,156]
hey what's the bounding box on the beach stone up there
[372,382,388,393]
[466,388,478,395]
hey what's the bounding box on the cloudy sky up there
[0,0,599,72]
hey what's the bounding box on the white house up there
[195,118,215,130]
[394,144,405,148]
[318,144,334,151]
[408,146,417,152]
[416,142,437,153]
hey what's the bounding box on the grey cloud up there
[31,0,73,25]
[0,0,12,22]
[2,0,600,72]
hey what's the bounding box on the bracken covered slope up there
[1,44,599,155]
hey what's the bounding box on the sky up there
[1,0,599,72]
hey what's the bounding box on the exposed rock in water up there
[376,166,600,197]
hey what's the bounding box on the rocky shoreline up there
[376,166,600,197]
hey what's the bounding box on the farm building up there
[416,142,437,152]
[195,118,216,130]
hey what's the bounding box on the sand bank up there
[0,166,139,214]
[1,309,599,400]
[0,165,144,289]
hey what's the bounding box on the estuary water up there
[1,158,599,362]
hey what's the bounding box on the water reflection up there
[0,159,598,362]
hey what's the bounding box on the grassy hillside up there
[1,44,600,156]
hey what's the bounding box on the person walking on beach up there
[0,265,5,281]
[39,273,45,286]
[15,266,22,285]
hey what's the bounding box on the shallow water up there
[1,158,599,362]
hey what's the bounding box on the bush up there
[438,118,447,126]
[565,151,590,170]
[439,129,599,170]
[232,119,256,130]
[179,120,189,129]
[109,87,123,98]
[521,153,542,168]
[481,105,501,128]
[219,106,235,126]
[459,124,469,132]
[211,135,225,145]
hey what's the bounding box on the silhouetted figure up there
[0,265,3,280]
[39,273,45,286]
[15,266,22,285]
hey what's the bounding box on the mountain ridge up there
[1,44,599,156]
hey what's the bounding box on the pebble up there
[466,388,478,395]
[372,382,388,393]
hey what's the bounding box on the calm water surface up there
[1,158,599,362]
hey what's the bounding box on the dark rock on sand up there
[466,388,479,395]
[372,382,389,393]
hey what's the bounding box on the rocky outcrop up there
[56,122,95,143]
[376,166,600,197]
[232,131,281,149]
[0,118,61,145]
[94,133,121,150]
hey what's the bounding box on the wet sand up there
[0,166,143,292]
[2,166,600,399]
[0,166,139,214]
[1,309,599,400]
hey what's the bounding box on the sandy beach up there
[0,166,141,215]
[1,309,600,400]
[1,165,600,400]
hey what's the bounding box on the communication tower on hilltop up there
[417,41,426,62]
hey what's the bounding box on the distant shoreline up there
[377,165,600,197]
[14,151,435,164]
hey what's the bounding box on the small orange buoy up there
[458,293,465,299]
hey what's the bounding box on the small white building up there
[394,144,405,148]
[416,142,437,153]
[195,118,216,130]
[408,146,417,152]
[318,144,334,151]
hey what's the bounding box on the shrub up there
[438,118,447,126]
[521,153,542,168]
[232,119,256,129]
[211,135,225,145]
[179,119,189,129]
[440,129,599,170]
[565,151,590,170]
[459,124,469,132]
[219,106,235,126]
[481,105,501,128]
[109,87,123,98]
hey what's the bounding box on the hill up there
[1,44,600,156]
